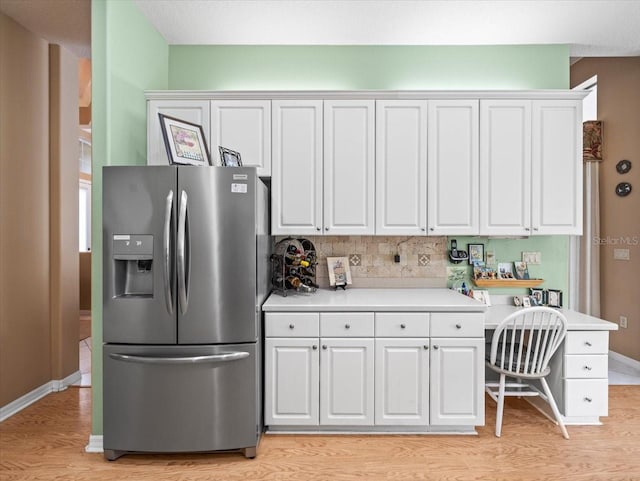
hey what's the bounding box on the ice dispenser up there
[112,234,154,298]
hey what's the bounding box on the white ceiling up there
[1,0,639,59]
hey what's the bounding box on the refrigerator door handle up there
[109,351,250,365]
[177,190,188,314]
[163,189,174,315]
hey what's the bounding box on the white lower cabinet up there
[265,311,484,430]
[320,339,374,425]
[375,339,429,425]
[429,338,485,426]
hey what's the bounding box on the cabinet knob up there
[585,341,592,347]
[316,227,321,231]
[312,345,318,350]
[400,324,406,329]
[524,227,530,232]
[533,227,539,232]
[421,227,426,232]
[584,365,592,371]
[345,324,350,329]
[325,227,329,231]
[433,345,439,350]
[429,227,434,232]
[584,397,593,403]
[289,324,295,329]
[455,323,462,329]
[322,345,327,350]
[423,345,429,350]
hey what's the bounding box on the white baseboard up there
[0,370,82,422]
[85,434,104,453]
[609,351,640,371]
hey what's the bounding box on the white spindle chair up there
[485,306,569,439]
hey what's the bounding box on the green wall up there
[91,0,168,435]
[169,45,569,90]
[93,25,571,436]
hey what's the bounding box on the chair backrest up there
[489,307,568,377]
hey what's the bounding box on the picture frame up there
[513,296,522,307]
[522,296,531,308]
[468,243,484,265]
[472,289,492,306]
[529,288,546,306]
[547,289,563,308]
[218,146,242,167]
[158,114,211,166]
[497,262,514,279]
[513,261,530,280]
[326,256,352,287]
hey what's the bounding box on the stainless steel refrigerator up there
[102,166,269,460]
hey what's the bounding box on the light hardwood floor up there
[1,386,639,481]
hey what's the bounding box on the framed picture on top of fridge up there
[158,113,212,166]
[218,146,243,167]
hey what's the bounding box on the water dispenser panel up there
[113,235,153,260]
[112,235,154,298]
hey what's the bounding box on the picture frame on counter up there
[468,243,484,265]
[158,114,211,166]
[471,289,491,306]
[530,288,546,306]
[522,296,531,307]
[218,146,242,167]
[547,289,563,308]
[327,256,352,288]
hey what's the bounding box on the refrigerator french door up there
[103,166,269,460]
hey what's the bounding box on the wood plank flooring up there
[1,386,639,481]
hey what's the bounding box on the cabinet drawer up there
[565,331,609,355]
[430,313,484,337]
[375,312,430,337]
[565,354,608,379]
[265,312,319,337]
[320,313,374,337]
[564,379,608,417]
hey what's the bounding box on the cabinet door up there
[272,100,323,235]
[479,100,532,236]
[532,100,583,235]
[427,100,479,235]
[265,338,319,426]
[210,100,271,176]
[376,100,428,235]
[147,99,210,165]
[320,338,374,425]
[324,100,375,235]
[375,339,429,425]
[430,338,484,426]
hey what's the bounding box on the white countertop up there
[484,305,618,331]
[262,288,486,312]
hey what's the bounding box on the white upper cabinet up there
[479,100,532,236]
[427,100,479,235]
[324,100,375,235]
[376,100,428,235]
[272,100,323,236]
[147,100,210,165]
[532,100,583,235]
[210,100,271,176]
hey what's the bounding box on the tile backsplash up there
[276,236,448,288]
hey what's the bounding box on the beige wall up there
[79,253,91,310]
[49,44,79,380]
[571,58,640,361]
[0,13,52,406]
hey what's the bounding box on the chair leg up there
[540,377,569,439]
[495,373,506,437]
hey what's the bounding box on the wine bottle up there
[285,276,302,290]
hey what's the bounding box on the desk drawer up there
[430,313,484,337]
[265,312,319,337]
[565,331,609,355]
[320,312,374,337]
[375,313,430,337]
[565,354,608,379]
[564,379,608,417]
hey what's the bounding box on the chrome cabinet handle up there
[420,227,426,232]
[455,323,462,329]
[423,345,429,350]
[322,345,327,350]
[289,324,295,329]
[584,397,593,403]
[400,324,406,329]
[177,190,189,314]
[345,324,350,329]
[316,227,321,231]
[110,351,249,365]
[312,345,318,350]
[163,189,174,315]
[325,227,329,231]
[584,366,592,371]
[585,341,592,347]
[533,227,539,231]
[433,345,439,350]
[429,227,434,232]
[525,227,530,231]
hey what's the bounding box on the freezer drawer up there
[103,343,260,458]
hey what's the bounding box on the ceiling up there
[1,0,639,59]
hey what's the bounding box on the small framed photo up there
[486,251,496,266]
[547,289,563,308]
[522,296,531,307]
[218,146,242,167]
[498,262,514,279]
[158,114,211,166]
[468,243,484,265]
[513,296,522,307]
[472,289,492,306]
[513,261,530,280]
[529,288,545,306]
[327,256,352,287]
